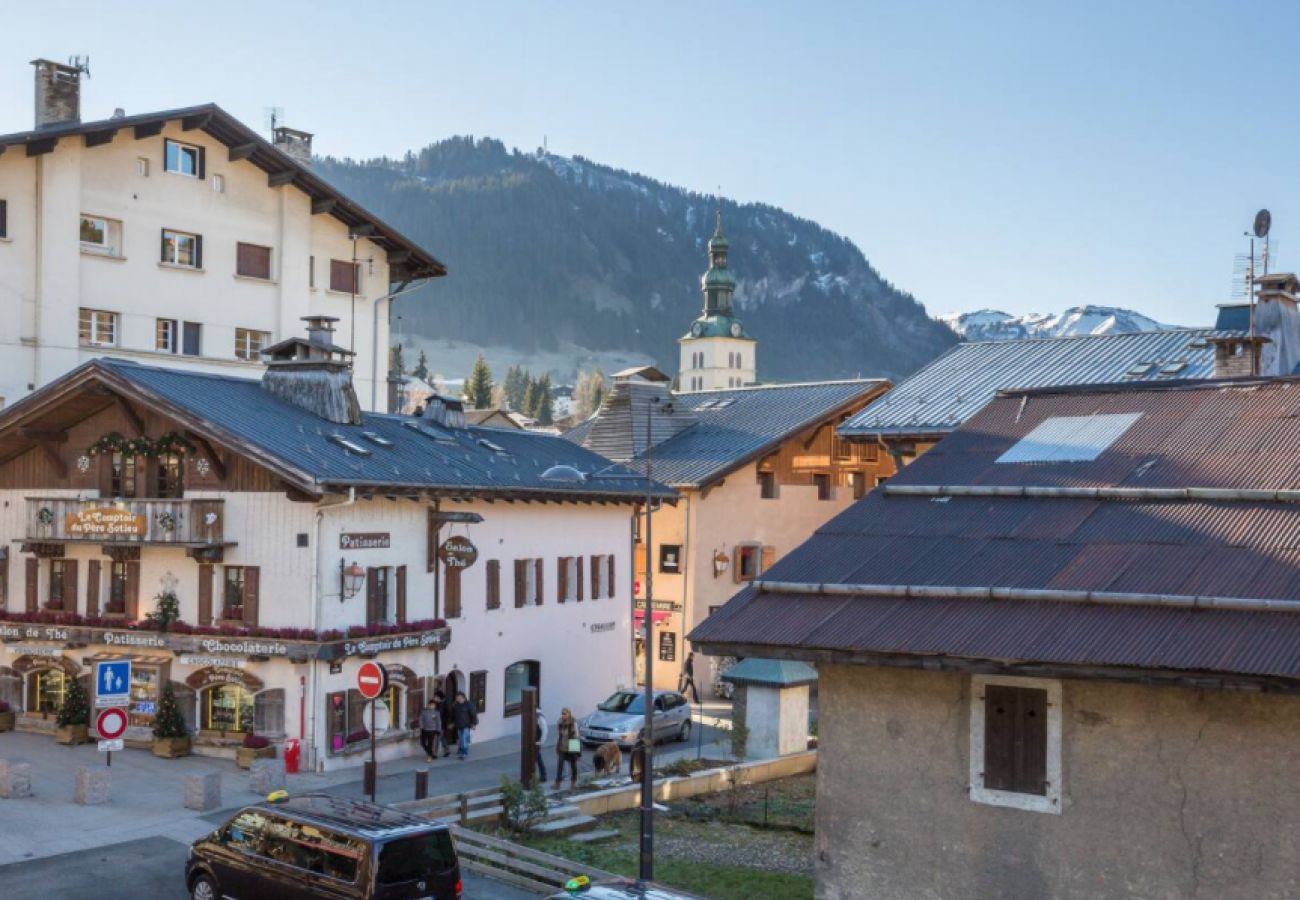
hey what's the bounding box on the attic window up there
[1124,363,1154,378]
[328,434,372,456]
[1159,361,1187,376]
[361,431,394,448]
[996,413,1142,464]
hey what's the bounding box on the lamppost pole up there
[638,398,657,889]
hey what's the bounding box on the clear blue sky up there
[4,1,1296,326]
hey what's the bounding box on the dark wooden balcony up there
[25,497,227,547]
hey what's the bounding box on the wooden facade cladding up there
[25,497,226,546]
[753,411,896,490]
[0,396,281,494]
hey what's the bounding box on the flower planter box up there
[153,736,192,759]
[0,711,14,732]
[56,724,89,745]
[236,745,276,769]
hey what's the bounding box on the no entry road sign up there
[96,706,129,741]
[357,661,388,700]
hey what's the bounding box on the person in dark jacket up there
[535,709,549,783]
[553,707,581,789]
[451,691,478,760]
[418,698,444,761]
[679,651,700,704]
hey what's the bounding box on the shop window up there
[328,689,372,753]
[107,561,128,614]
[659,545,682,574]
[758,470,777,499]
[27,668,66,715]
[366,567,389,625]
[470,670,487,715]
[814,473,833,501]
[203,683,253,733]
[970,675,1062,814]
[503,660,540,718]
[128,665,161,730]
[156,454,184,498]
[47,559,68,610]
[0,672,21,713]
[255,688,286,736]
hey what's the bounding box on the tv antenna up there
[264,106,285,136]
[68,55,91,78]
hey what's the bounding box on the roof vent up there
[328,434,371,456]
[421,394,466,430]
[260,316,361,425]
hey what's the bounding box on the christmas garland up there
[87,431,197,460]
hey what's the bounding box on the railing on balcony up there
[25,497,226,546]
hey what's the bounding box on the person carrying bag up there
[554,707,581,789]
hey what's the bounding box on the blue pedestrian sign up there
[95,660,131,708]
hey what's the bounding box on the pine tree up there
[523,377,542,421]
[535,373,555,425]
[466,354,494,409]
[152,682,189,739]
[503,366,528,411]
[56,676,90,727]
[413,350,431,382]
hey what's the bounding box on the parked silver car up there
[578,689,692,749]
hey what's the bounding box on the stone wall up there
[815,665,1300,900]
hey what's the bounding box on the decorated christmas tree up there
[152,683,189,740]
[56,676,89,727]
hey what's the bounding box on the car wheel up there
[677,720,692,743]
[190,874,218,900]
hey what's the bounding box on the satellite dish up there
[1254,209,1272,239]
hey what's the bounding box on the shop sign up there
[1,624,71,642]
[590,622,617,634]
[179,656,246,669]
[195,638,290,657]
[340,532,391,550]
[438,536,478,570]
[103,631,167,649]
[341,630,448,658]
[634,599,680,613]
[65,506,146,538]
[185,666,265,692]
[3,643,63,657]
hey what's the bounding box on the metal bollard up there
[363,761,376,800]
[415,768,428,801]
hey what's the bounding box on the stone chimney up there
[272,126,313,166]
[31,58,85,129]
[1253,273,1300,376]
[260,316,361,425]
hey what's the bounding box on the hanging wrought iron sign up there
[438,536,478,570]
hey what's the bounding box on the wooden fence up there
[450,825,621,895]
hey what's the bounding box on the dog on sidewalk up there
[592,742,623,776]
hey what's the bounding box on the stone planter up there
[0,711,14,732]
[153,736,192,759]
[56,724,89,745]
[236,745,276,769]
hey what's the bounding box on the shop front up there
[633,600,679,689]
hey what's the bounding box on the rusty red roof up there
[690,377,1300,682]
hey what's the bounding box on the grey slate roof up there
[569,380,887,488]
[90,359,671,500]
[839,329,1231,439]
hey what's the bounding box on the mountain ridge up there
[938,305,1176,342]
[314,137,958,382]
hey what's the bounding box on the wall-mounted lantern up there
[340,561,366,601]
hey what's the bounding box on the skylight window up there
[327,434,372,456]
[361,431,394,448]
[1159,361,1187,376]
[403,420,457,445]
[1124,363,1154,378]
[477,438,509,454]
[996,413,1142,464]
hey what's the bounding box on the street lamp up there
[339,561,366,601]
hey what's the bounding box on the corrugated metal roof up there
[90,359,672,500]
[840,329,1231,438]
[691,377,1300,680]
[570,380,887,488]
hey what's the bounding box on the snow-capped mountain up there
[939,306,1173,342]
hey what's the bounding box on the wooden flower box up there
[236,745,276,769]
[56,724,89,745]
[153,736,192,759]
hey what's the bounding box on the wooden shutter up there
[25,557,38,612]
[160,228,168,263]
[196,146,206,179]
[514,560,526,608]
[396,565,407,623]
[534,559,544,606]
[197,563,212,626]
[427,508,437,573]
[86,560,101,617]
[194,235,203,269]
[983,685,1048,795]
[0,199,7,238]
[236,243,271,279]
[733,547,744,584]
[590,555,600,600]
[64,561,78,615]
[445,567,461,619]
[486,560,500,610]
[331,259,358,293]
[607,555,616,598]
[125,561,141,620]
[241,566,260,627]
[576,556,584,602]
[182,322,201,355]
[760,546,776,575]
[557,557,568,604]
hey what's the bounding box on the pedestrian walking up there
[438,688,455,756]
[451,691,478,760]
[535,708,549,783]
[418,698,444,762]
[679,651,700,704]
[554,707,581,789]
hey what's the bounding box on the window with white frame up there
[164,139,202,177]
[78,308,117,347]
[161,229,201,268]
[156,318,178,353]
[136,157,149,177]
[969,675,1062,814]
[234,328,270,361]
[79,214,121,254]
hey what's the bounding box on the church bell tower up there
[678,210,757,391]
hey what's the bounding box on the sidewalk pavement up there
[0,702,733,867]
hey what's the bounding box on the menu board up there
[658,631,677,662]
